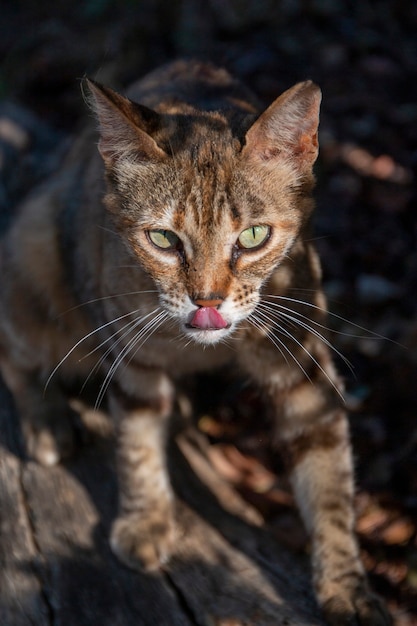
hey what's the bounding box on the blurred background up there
[0,1,416,623]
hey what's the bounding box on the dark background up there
[1,1,416,623]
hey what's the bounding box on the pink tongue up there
[190,307,228,330]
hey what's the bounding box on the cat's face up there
[88,77,321,345]
[114,144,305,346]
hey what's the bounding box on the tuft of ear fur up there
[84,78,167,166]
[242,80,321,169]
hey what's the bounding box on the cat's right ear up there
[84,79,167,167]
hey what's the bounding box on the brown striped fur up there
[0,60,390,624]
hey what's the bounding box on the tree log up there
[0,378,325,626]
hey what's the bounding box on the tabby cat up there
[0,60,390,624]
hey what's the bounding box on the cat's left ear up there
[242,81,321,170]
[84,78,167,166]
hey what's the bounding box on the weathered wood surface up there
[0,377,325,626]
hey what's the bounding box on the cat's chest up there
[129,330,233,377]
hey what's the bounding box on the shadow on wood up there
[0,377,325,626]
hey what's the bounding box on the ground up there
[0,1,416,624]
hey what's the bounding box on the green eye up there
[148,229,180,250]
[238,225,270,249]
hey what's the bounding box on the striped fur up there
[0,61,390,624]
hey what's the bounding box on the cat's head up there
[87,73,321,345]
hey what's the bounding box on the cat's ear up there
[242,81,321,170]
[84,79,167,166]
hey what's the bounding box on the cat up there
[0,60,391,625]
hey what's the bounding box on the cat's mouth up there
[183,306,232,343]
[187,306,229,331]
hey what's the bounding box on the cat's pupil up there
[238,225,270,249]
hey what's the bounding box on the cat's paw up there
[321,585,392,626]
[110,510,175,571]
[22,405,77,466]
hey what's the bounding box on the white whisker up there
[258,301,354,375]
[57,290,158,317]
[97,225,122,238]
[255,306,345,403]
[248,312,312,383]
[82,308,160,362]
[95,310,169,409]
[265,294,394,343]
[80,308,161,392]
[124,311,169,369]
[44,308,145,392]
[248,313,292,367]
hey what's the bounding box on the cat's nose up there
[193,297,223,309]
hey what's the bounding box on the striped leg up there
[278,379,391,625]
[109,370,175,571]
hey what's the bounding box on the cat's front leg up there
[275,379,391,625]
[108,369,176,572]
[239,336,390,625]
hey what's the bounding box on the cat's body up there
[0,60,390,624]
